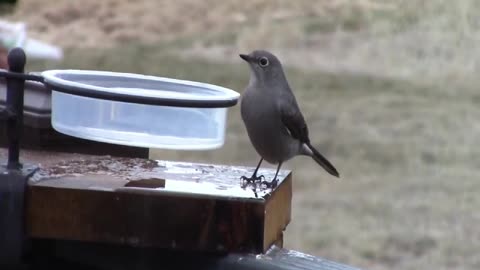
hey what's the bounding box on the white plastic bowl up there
[41,70,240,150]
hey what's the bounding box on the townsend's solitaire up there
[239,50,339,187]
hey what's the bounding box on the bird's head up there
[239,50,285,85]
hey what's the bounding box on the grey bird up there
[239,50,339,187]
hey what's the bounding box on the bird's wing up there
[280,98,340,177]
[280,100,310,144]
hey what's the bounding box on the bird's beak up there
[239,54,252,62]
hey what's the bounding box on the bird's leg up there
[262,162,282,189]
[251,158,265,180]
[241,158,265,184]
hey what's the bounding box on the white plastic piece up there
[0,20,63,60]
[43,70,240,150]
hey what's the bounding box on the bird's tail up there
[306,143,339,178]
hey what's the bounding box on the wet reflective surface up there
[31,156,290,200]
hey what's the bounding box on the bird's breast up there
[240,89,297,163]
[241,90,277,129]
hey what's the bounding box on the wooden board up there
[25,154,292,253]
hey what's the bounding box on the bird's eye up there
[259,57,269,67]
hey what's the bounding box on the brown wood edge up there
[263,172,292,251]
[25,182,289,253]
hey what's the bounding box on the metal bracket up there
[0,47,27,169]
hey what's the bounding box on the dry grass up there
[7,0,368,47]
[10,0,480,83]
[17,0,480,269]
[174,0,480,84]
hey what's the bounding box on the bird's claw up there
[240,174,265,184]
[261,178,278,189]
[241,173,278,190]
[240,174,266,190]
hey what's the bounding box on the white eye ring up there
[259,57,269,67]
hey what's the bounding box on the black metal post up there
[5,47,26,169]
[0,47,38,268]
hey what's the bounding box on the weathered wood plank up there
[25,155,292,253]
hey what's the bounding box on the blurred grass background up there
[6,0,480,269]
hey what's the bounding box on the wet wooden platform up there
[5,149,292,253]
